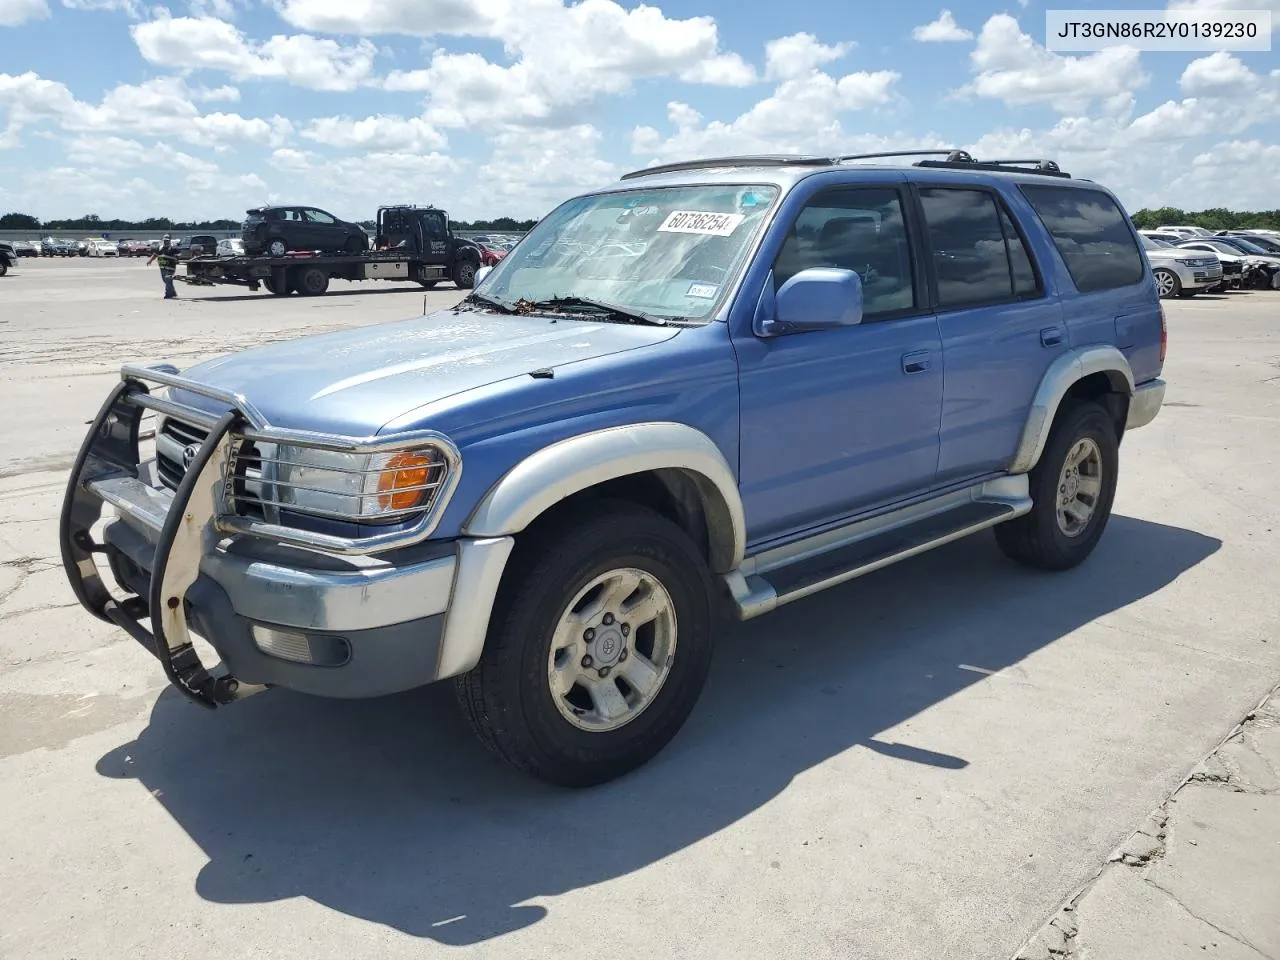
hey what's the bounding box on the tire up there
[418,280,438,290]
[994,400,1119,572]
[267,238,287,258]
[1177,289,1197,298]
[455,500,715,787]
[1153,268,1180,299]
[298,266,329,296]
[0,262,7,277]
[344,235,365,254]
[454,259,477,289]
[263,277,289,296]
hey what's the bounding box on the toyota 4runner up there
[60,150,1166,787]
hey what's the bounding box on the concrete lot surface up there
[0,258,1277,960]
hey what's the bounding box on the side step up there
[725,477,1032,620]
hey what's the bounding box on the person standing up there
[146,235,178,299]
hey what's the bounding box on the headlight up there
[241,443,449,523]
[1173,257,1200,265]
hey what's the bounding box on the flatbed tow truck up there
[179,204,485,296]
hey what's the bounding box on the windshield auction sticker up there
[657,211,746,236]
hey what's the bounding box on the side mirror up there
[475,265,494,285]
[754,267,864,337]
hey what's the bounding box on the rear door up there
[916,183,1064,483]
[1018,184,1161,386]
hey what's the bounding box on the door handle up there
[902,350,931,374]
[1040,326,1064,347]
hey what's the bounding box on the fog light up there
[251,625,350,666]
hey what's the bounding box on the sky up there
[0,0,1277,224]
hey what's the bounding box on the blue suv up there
[60,150,1166,787]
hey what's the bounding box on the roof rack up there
[618,149,1070,181]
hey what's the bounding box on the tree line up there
[1,211,540,233]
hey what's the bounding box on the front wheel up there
[995,401,1119,571]
[454,500,715,787]
[454,259,477,289]
[1153,268,1181,299]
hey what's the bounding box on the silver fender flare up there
[464,421,747,573]
[1009,345,1135,475]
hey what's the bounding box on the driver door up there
[732,184,944,545]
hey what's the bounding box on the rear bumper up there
[1126,378,1166,431]
[59,375,511,709]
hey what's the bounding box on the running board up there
[724,476,1032,620]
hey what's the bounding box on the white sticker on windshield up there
[686,282,719,299]
[657,210,745,237]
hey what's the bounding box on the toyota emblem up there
[181,444,198,469]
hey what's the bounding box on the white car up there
[88,239,119,258]
[1140,235,1221,299]
[217,238,245,257]
[1154,225,1214,239]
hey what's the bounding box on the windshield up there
[1141,236,1170,250]
[475,183,780,322]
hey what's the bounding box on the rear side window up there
[1020,185,1145,293]
[918,187,1041,308]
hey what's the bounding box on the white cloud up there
[763,32,851,80]
[61,0,143,16]
[632,67,907,163]
[0,0,49,26]
[913,10,973,42]
[266,148,461,220]
[286,0,757,127]
[477,124,619,217]
[0,71,293,148]
[189,83,240,102]
[300,114,447,152]
[65,134,218,172]
[956,14,1147,112]
[131,16,379,91]
[1167,0,1280,33]
[1179,51,1260,96]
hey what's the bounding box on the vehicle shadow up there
[180,286,465,304]
[96,515,1220,945]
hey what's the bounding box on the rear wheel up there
[995,401,1119,571]
[1153,268,1180,299]
[0,262,7,277]
[267,238,287,258]
[455,500,715,787]
[298,266,329,296]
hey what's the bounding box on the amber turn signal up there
[376,451,434,511]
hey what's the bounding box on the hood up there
[170,308,680,435]
[1147,248,1217,265]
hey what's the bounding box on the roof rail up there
[834,149,970,163]
[619,154,834,181]
[914,155,1070,178]
[618,149,1070,181]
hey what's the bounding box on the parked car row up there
[1139,228,1280,297]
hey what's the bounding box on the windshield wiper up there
[522,296,669,326]
[458,291,516,313]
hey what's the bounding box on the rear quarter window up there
[1019,184,1145,293]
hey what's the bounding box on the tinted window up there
[919,188,1039,307]
[1020,185,1145,292]
[773,188,915,320]
[305,209,336,224]
[1000,205,1038,296]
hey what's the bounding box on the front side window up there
[478,183,780,322]
[772,187,915,320]
[305,209,336,224]
[1020,184,1145,293]
[919,187,1041,308]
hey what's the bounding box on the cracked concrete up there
[1015,688,1280,960]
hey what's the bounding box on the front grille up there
[156,417,208,491]
[1222,261,1242,275]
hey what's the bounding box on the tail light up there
[1159,304,1167,363]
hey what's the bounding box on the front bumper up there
[59,370,511,709]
